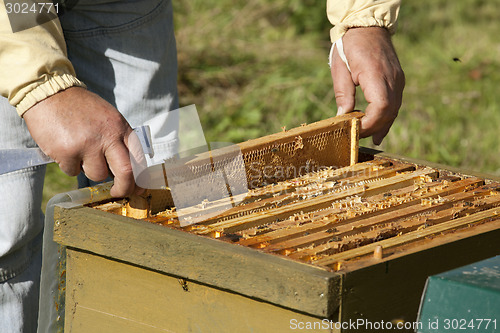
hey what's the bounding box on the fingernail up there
[337,106,345,116]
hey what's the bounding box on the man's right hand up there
[331,27,405,145]
[23,87,137,197]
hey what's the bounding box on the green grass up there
[42,0,500,210]
[42,164,76,211]
[383,0,500,173]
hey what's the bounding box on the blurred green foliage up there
[174,0,500,174]
[43,0,500,209]
[388,0,500,172]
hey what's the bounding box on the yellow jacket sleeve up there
[326,0,401,42]
[0,1,86,117]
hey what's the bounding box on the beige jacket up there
[0,0,399,117]
[327,0,401,42]
[0,0,85,117]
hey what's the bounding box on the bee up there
[328,236,341,242]
[178,278,189,292]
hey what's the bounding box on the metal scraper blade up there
[0,148,54,175]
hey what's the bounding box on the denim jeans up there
[0,0,178,331]
[0,105,45,333]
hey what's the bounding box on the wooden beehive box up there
[53,113,500,333]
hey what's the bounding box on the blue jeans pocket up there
[59,0,178,129]
[60,0,167,39]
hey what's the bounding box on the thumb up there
[330,44,356,116]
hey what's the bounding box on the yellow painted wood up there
[338,221,500,333]
[54,204,339,318]
[65,249,338,333]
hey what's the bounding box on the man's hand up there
[331,27,405,145]
[23,87,137,197]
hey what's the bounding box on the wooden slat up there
[238,177,484,248]
[141,153,391,227]
[190,162,415,231]
[240,159,393,202]
[350,117,359,166]
[241,159,391,202]
[237,112,363,153]
[292,193,500,261]
[267,185,493,254]
[65,249,330,333]
[195,168,439,235]
[363,147,500,183]
[314,206,500,267]
[289,195,500,261]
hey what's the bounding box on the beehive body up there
[53,113,500,332]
